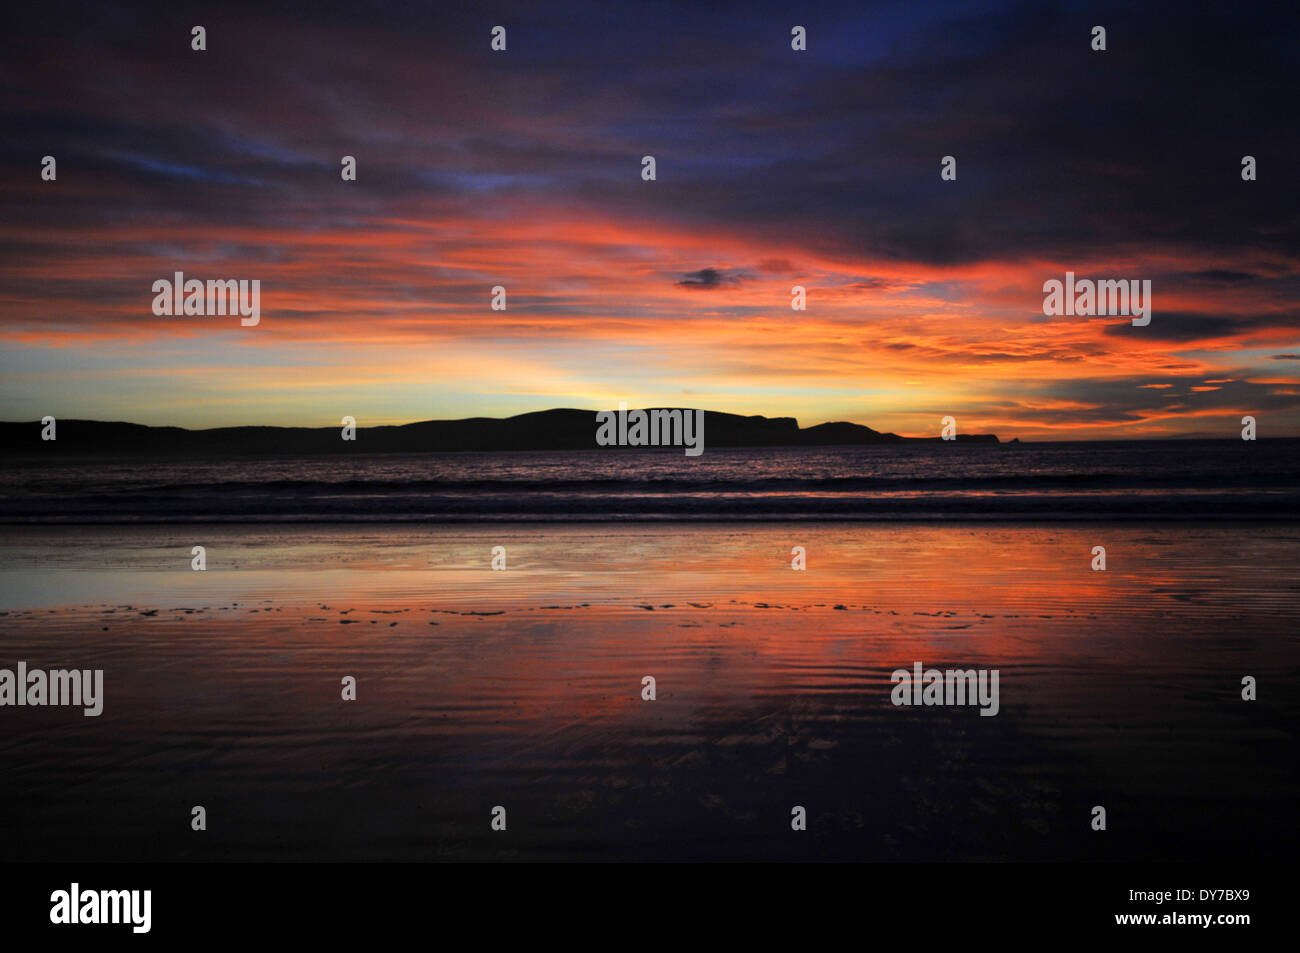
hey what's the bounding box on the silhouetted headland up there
[2,409,998,456]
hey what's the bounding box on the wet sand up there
[1,522,1296,861]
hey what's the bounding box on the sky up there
[1,0,1297,439]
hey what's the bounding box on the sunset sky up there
[2,0,1297,439]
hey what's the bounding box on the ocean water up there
[2,439,1297,522]
[0,522,1296,861]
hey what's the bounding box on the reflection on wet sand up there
[0,523,1296,861]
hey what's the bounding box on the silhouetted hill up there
[1,409,997,457]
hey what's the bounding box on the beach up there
[2,521,1295,861]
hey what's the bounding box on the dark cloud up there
[1184,270,1259,285]
[1101,311,1291,342]
[678,267,744,289]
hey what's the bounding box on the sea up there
[1,438,1296,522]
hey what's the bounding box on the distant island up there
[2,409,998,456]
